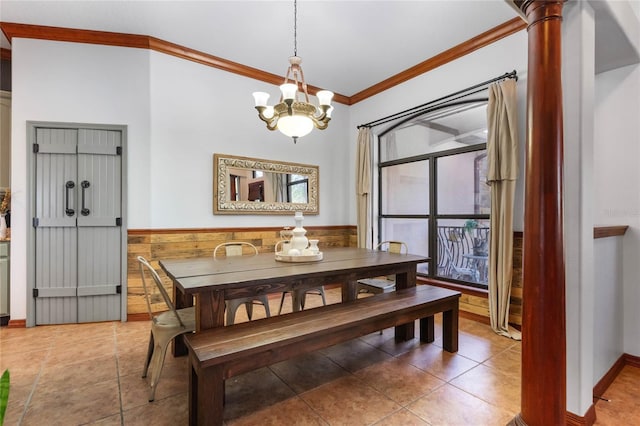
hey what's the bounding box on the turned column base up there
[507,413,528,426]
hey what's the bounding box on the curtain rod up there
[357,70,517,129]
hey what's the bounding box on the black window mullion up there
[429,157,437,278]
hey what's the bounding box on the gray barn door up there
[34,127,123,324]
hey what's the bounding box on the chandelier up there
[252,0,334,143]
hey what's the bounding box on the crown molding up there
[1,18,526,106]
[349,17,526,104]
[0,22,350,105]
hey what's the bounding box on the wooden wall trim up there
[624,353,640,368]
[0,47,11,61]
[566,404,596,426]
[594,354,626,398]
[418,277,488,298]
[0,21,349,105]
[349,17,526,104]
[593,226,628,239]
[0,17,526,106]
[7,319,26,328]
[128,225,356,235]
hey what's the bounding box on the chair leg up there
[318,287,327,306]
[142,330,154,378]
[148,340,170,402]
[259,295,271,318]
[245,301,254,320]
[226,300,243,326]
[299,290,307,310]
[278,292,287,315]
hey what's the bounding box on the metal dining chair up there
[356,241,409,295]
[213,241,272,325]
[277,285,327,315]
[138,256,196,402]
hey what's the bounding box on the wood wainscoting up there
[126,226,357,317]
[127,226,524,324]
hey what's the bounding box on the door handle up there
[81,180,90,216]
[65,181,75,216]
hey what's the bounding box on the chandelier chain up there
[293,0,297,56]
[252,0,333,142]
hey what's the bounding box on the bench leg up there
[442,304,459,353]
[189,365,224,426]
[189,363,198,426]
[394,321,415,342]
[420,316,435,343]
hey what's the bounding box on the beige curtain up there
[356,128,372,248]
[487,79,521,340]
[268,172,286,202]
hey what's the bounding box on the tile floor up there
[0,287,636,425]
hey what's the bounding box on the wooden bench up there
[185,284,461,425]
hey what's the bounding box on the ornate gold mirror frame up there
[213,153,319,215]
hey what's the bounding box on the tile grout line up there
[16,327,60,425]
[113,325,125,426]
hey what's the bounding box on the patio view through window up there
[288,174,309,203]
[378,101,490,289]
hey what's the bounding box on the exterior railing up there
[436,226,490,285]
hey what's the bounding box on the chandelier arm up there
[255,107,279,131]
[310,115,330,130]
[297,67,310,103]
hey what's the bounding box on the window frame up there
[376,125,490,290]
[286,174,309,203]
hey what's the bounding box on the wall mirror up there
[213,153,319,215]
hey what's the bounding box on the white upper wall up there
[146,51,351,229]
[594,62,640,357]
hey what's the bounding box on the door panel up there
[34,129,79,324]
[76,129,122,322]
[33,126,123,325]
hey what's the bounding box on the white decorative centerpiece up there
[289,211,308,254]
[275,211,323,262]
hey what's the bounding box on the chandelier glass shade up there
[252,1,333,143]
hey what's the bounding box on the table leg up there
[420,316,435,343]
[172,280,193,357]
[342,280,357,302]
[196,290,226,331]
[394,266,417,341]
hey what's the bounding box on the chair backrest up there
[375,240,408,254]
[375,241,408,281]
[137,256,187,327]
[213,241,259,258]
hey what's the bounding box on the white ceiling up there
[0,0,520,97]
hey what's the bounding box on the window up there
[287,174,309,203]
[377,101,490,288]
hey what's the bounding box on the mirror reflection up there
[226,168,309,204]
[213,153,319,215]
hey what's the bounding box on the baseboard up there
[459,310,490,325]
[593,354,626,398]
[7,319,26,328]
[127,312,152,321]
[566,404,596,426]
[624,353,640,368]
[580,352,640,426]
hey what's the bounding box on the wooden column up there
[510,1,566,425]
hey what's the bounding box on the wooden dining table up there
[159,246,429,356]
